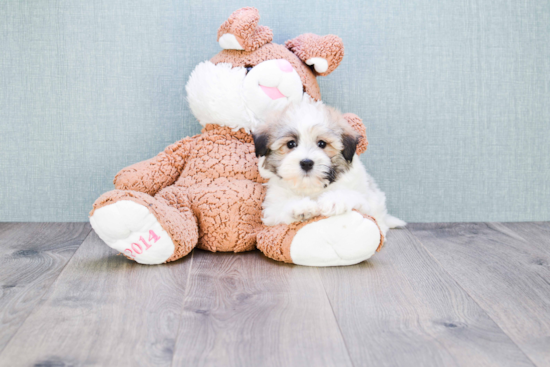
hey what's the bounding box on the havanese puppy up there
[252,98,405,235]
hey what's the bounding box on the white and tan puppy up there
[253,98,405,235]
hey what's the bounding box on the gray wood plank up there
[171,250,353,367]
[409,222,550,367]
[319,228,535,367]
[499,222,550,256]
[0,222,91,354]
[0,231,192,367]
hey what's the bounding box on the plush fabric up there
[343,113,368,155]
[91,125,267,255]
[217,7,273,51]
[91,122,379,260]
[89,7,384,266]
[112,138,192,196]
[256,212,384,264]
[287,212,384,266]
[256,216,325,263]
[211,43,322,101]
[91,189,199,262]
[286,34,345,76]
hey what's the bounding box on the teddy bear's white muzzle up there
[243,59,303,119]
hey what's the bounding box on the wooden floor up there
[0,222,549,367]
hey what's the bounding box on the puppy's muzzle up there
[300,159,314,172]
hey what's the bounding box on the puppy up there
[252,98,405,235]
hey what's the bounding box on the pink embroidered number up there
[139,236,151,250]
[131,242,143,254]
[149,230,160,243]
[123,230,161,258]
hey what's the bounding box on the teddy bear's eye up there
[317,140,327,149]
[245,66,253,74]
[287,140,297,149]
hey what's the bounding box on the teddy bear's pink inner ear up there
[217,7,273,52]
[285,33,344,76]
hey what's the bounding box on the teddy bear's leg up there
[89,188,199,265]
[187,179,266,253]
[257,211,384,266]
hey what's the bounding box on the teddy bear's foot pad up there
[290,211,381,267]
[90,200,175,265]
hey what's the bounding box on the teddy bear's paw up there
[289,211,381,266]
[90,200,175,265]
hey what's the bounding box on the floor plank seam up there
[0,225,93,358]
[316,268,355,367]
[169,249,195,367]
[405,226,540,367]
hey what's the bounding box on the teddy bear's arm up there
[113,137,193,196]
[343,113,368,155]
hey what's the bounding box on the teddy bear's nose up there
[276,59,293,73]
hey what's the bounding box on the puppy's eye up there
[317,140,327,149]
[287,140,297,149]
[245,66,253,74]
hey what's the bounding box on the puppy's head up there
[253,98,360,192]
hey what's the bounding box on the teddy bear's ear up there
[285,33,344,76]
[343,113,368,155]
[217,7,273,52]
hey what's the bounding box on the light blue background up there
[1,0,549,222]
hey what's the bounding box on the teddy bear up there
[89,7,384,266]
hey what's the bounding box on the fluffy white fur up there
[257,100,405,235]
[186,60,303,132]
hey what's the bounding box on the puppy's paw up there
[318,196,351,216]
[291,199,320,222]
[318,191,370,217]
[356,200,371,214]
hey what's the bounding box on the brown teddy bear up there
[90,7,383,266]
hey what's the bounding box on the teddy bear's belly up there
[184,177,267,252]
[174,157,266,189]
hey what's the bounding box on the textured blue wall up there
[1,0,549,222]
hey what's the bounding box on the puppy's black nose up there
[300,159,314,172]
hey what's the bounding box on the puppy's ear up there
[252,132,270,158]
[342,134,358,163]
